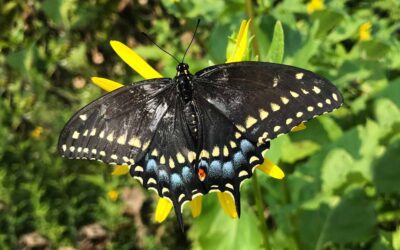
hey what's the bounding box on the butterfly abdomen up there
[182,102,200,142]
[176,63,201,143]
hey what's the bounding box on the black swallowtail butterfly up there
[58,24,343,229]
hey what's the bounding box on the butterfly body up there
[59,61,343,229]
[175,63,200,143]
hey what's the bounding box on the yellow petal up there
[155,197,173,223]
[359,22,372,41]
[91,77,124,92]
[107,190,119,201]
[111,165,130,176]
[257,157,285,179]
[190,196,203,218]
[110,40,163,79]
[226,19,250,63]
[217,192,238,219]
[291,122,307,132]
[307,0,325,14]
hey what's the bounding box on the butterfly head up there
[176,63,191,76]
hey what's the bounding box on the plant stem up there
[245,2,270,248]
[245,0,261,59]
[252,172,271,250]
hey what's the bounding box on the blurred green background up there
[1,0,400,249]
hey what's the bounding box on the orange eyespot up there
[198,168,206,181]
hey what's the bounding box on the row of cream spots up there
[133,138,262,201]
[237,88,339,144]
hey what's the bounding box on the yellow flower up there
[31,126,43,139]
[359,22,372,41]
[91,19,305,223]
[107,190,119,201]
[307,0,325,14]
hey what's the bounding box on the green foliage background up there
[1,0,400,249]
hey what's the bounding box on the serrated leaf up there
[266,21,284,63]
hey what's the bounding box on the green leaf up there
[42,0,76,28]
[373,139,400,195]
[266,21,284,63]
[321,149,355,194]
[320,189,377,246]
[6,45,36,74]
[292,21,321,67]
[374,99,400,128]
[311,9,344,38]
[359,40,391,60]
[280,139,320,164]
[62,44,88,72]
[189,195,263,250]
[375,78,400,108]
[393,227,400,250]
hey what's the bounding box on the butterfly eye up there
[197,167,207,181]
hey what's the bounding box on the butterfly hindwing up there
[194,61,343,144]
[131,96,202,228]
[194,95,270,216]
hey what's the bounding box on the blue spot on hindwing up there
[222,161,234,178]
[182,166,192,183]
[240,139,255,155]
[233,151,247,168]
[209,160,222,178]
[171,173,183,190]
[158,169,169,182]
[146,159,157,173]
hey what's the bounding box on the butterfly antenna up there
[181,19,200,63]
[141,32,180,64]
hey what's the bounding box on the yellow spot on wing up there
[245,116,257,128]
[72,131,80,139]
[212,146,220,157]
[188,151,196,162]
[142,140,150,151]
[151,149,158,157]
[296,73,304,79]
[290,91,299,98]
[176,152,185,163]
[259,109,269,120]
[235,124,246,133]
[271,103,280,112]
[160,155,166,164]
[281,97,289,104]
[107,132,114,142]
[312,86,321,94]
[128,137,141,148]
[223,146,229,157]
[117,134,127,145]
[200,150,210,159]
[169,158,175,169]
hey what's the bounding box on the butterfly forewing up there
[194,62,343,144]
[58,78,174,165]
